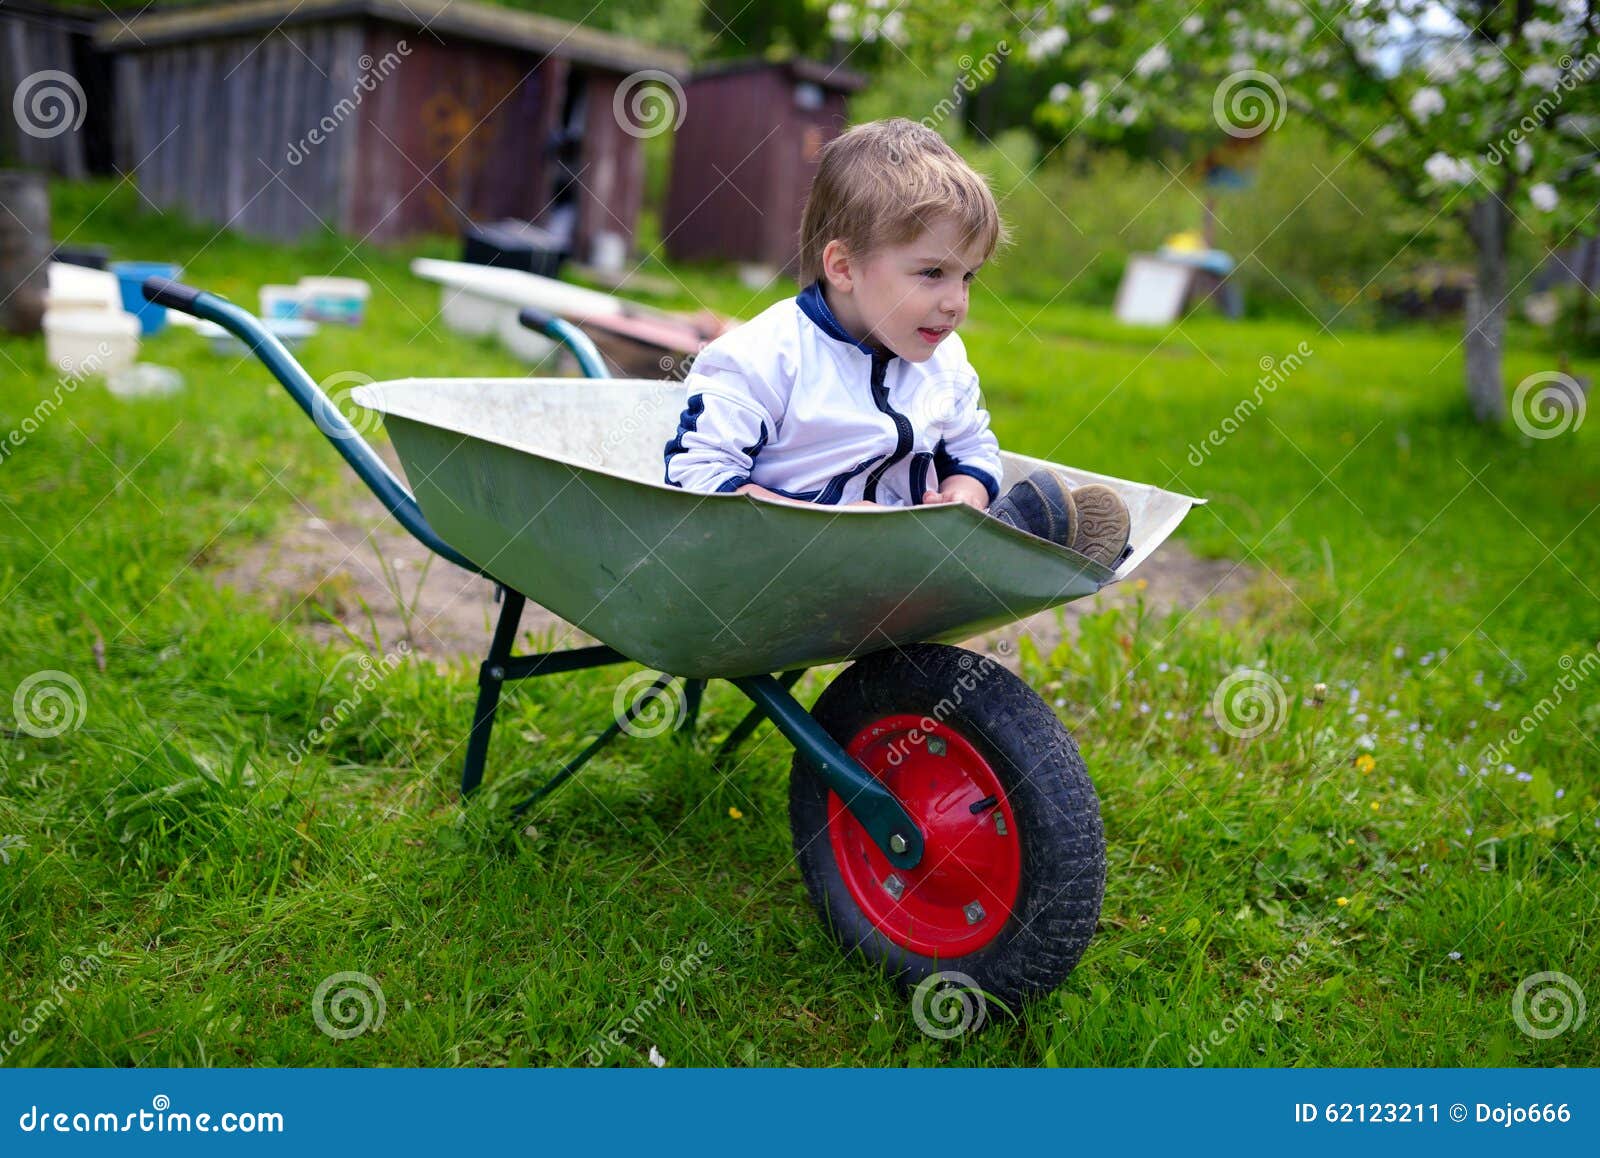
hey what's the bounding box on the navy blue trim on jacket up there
[663,393,707,487]
[934,437,1000,503]
[797,279,879,354]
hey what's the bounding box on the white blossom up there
[1182,15,1203,35]
[1318,81,1339,100]
[1513,140,1533,172]
[1025,25,1069,61]
[1475,56,1505,84]
[1088,6,1114,25]
[1080,79,1103,115]
[1529,182,1558,211]
[1522,20,1563,49]
[1424,152,1475,186]
[1523,63,1561,88]
[1134,43,1171,77]
[1049,82,1072,104]
[1409,87,1445,121]
[1372,123,1400,147]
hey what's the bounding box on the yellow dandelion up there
[1335,896,1350,907]
[1134,578,1149,591]
[1355,754,1375,774]
[1369,800,1381,811]
[1346,838,1355,845]
[728,806,744,820]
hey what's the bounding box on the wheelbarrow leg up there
[461,586,526,796]
[731,673,924,870]
[510,673,677,815]
[712,668,806,770]
[678,679,706,740]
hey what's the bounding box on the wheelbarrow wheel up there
[789,643,1105,1009]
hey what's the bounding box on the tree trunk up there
[0,170,51,336]
[1463,197,1509,424]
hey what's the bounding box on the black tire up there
[789,643,1105,1008]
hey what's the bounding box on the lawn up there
[0,180,1595,1067]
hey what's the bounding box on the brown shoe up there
[1068,484,1131,568]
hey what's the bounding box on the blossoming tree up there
[824,0,1599,423]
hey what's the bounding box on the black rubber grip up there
[142,276,203,312]
[518,306,557,334]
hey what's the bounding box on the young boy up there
[662,117,1131,567]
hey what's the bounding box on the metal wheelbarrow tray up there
[144,278,1202,1008]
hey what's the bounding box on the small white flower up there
[1049,82,1072,104]
[1089,5,1114,25]
[1424,152,1475,186]
[1182,15,1203,35]
[1523,63,1561,89]
[1530,182,1558,211]
[1409,87,1445,121]
[1134,43,1171,78]
[1513,140,1533,172]
[1318,81,1339,100]
[1522,19,1562,48]
[1372,123,1400,147]
[648,1045,667,1067]
[1026,25,1069,61]
[1475,56,1505,84]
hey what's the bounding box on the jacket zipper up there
[862,352,911,502]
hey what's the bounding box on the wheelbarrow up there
[142,278,1202,1008]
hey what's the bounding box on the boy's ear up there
[820,239,854,292]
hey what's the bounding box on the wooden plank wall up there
[350,25,553,242]
[119,21,364,240]
[112,19,633,246]
[664,68,850,272]
[0,14,87,178]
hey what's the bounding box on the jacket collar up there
[798,279,894,364]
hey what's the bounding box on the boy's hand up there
[923,475,990,511]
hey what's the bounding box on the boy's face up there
[823,216,987,363]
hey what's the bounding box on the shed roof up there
[688,55,867,93]
[94,0,689,76]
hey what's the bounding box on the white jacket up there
[662,280,1003,507]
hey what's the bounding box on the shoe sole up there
[1069,484,1131,568]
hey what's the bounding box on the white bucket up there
[298,276,370,325]
[43,309,140,378]
[495,307,560,367]
[438,284,507,337]
[47,262,122,312]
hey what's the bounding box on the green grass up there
[1,181,1595,1067]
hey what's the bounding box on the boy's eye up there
[921,268,942,279]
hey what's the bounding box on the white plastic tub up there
[43,309,140,377]
[298,277,369,325]
[260,284,305,320]
[47,262,122,313]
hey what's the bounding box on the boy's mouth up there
[917,325,951,344]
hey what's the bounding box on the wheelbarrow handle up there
[517,306,609,379]
[140,276,483,576]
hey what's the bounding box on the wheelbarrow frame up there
[141,278,927,870]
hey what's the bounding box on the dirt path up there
[216,450,1251,670]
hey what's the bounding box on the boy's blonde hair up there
[798,117,1008,285]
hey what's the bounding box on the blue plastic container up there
[111,262,181,334]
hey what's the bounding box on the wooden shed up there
[95,0,688,253]
[0,0,116,179]
[662,57,865,274]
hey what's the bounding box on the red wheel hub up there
[827,713,1021,957]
